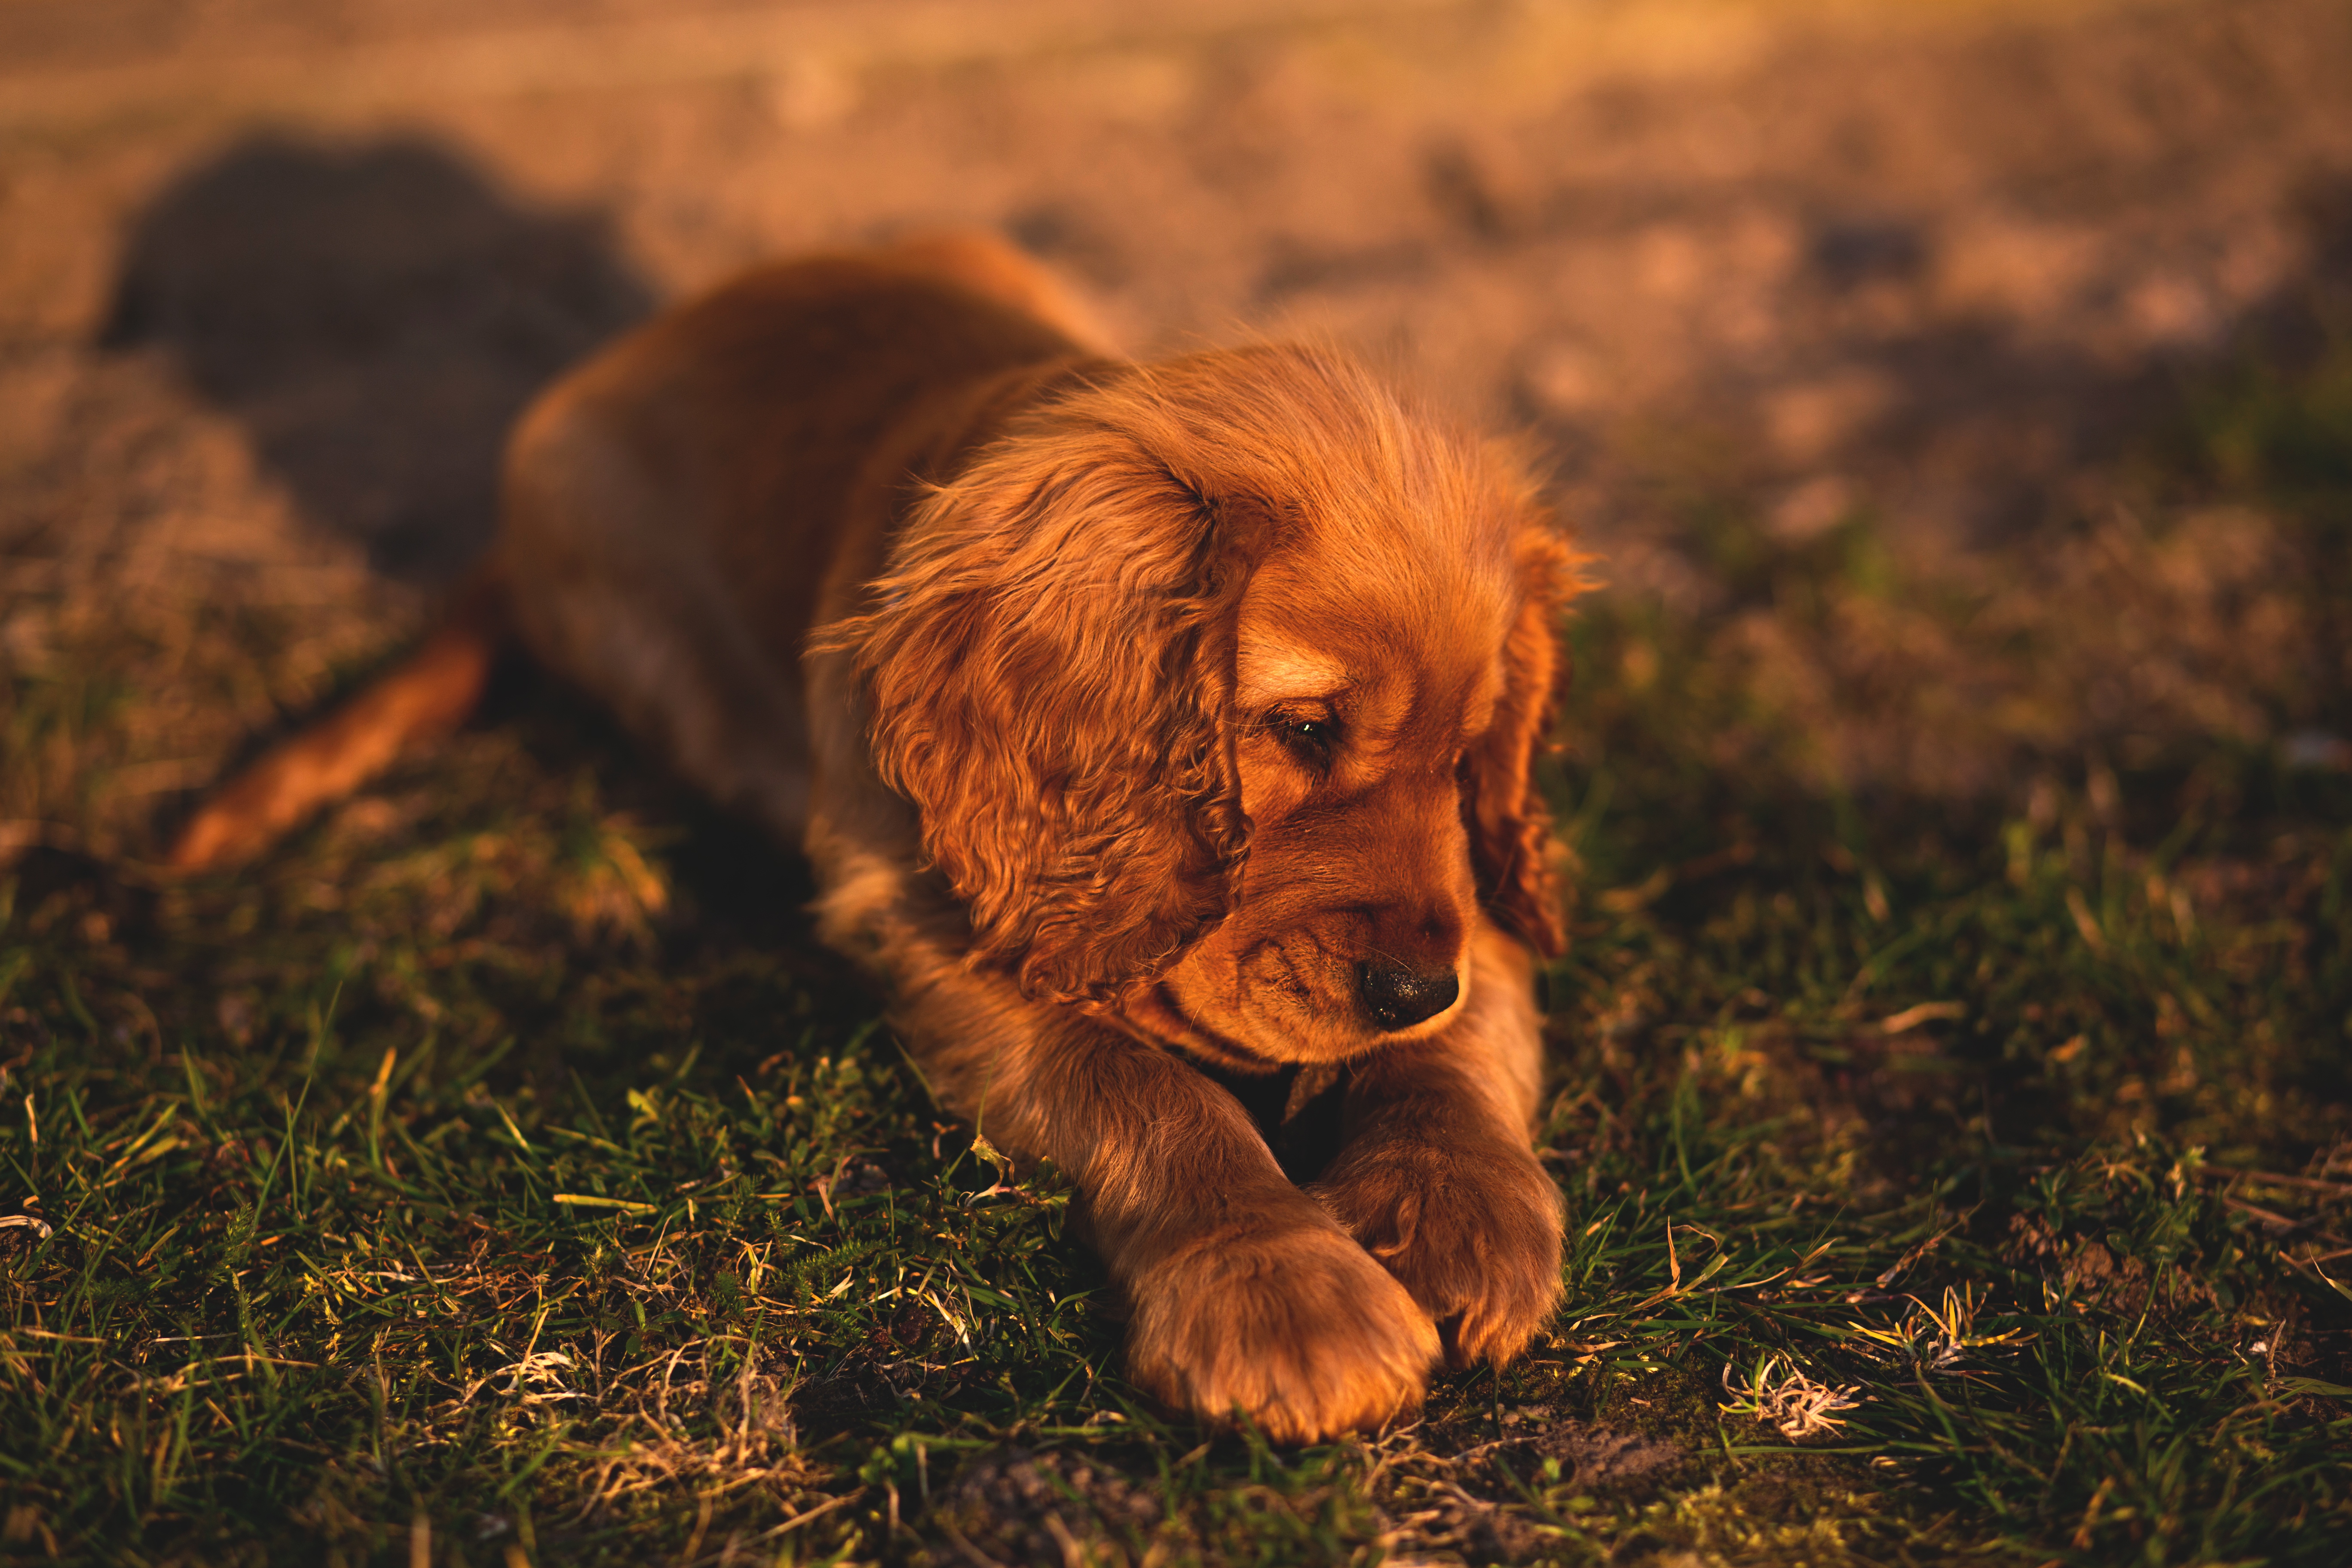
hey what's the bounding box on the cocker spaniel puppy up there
[173,233,1580,1442]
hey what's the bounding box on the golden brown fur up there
[172,233,1580,1442]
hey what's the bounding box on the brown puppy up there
[172,234,1580,1442]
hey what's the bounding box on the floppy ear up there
[1464,522,1584,959]
[834,407,1256,1006]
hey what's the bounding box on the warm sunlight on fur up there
[170,233,1583,1441]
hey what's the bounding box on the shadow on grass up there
[99,134,655,580]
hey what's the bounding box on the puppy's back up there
[171,236,1102,868]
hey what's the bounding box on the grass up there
[3,343,2350,1565]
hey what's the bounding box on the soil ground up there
[5,0,2352,840]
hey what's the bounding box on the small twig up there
[738,1488,867,1553]
[1880,1000,1966,1035]
[2220,1195,2352,1250]
[2194,1167,2352,1197]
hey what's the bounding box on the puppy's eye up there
[1266,713,1337,769]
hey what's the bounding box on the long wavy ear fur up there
[1465,498,1588,960]
[834,348,1584,999]
[833,358,1282,1005]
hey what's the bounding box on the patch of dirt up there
[928,1448,1165,1568]
[1522,1421,1684,1493]
[1366,1404,1685,1564]
[2004,1213,2216,1320]
[1418,1400,1685,1494]
[0,1210,54,1261]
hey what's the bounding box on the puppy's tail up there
[168,567,511,872]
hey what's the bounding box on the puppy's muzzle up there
[1356,958,1460,1031]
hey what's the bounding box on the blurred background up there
[2,0,2348,851]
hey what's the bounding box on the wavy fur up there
[170,239,1582,1441]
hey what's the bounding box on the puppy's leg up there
[1310,922,1565,1369]
[1029,1025,1443,1440]
[168,570,507,870]
[899,959,1441,1440]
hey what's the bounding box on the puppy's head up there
[844,345,1578,1062]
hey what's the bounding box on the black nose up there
[1357,959,1461,1031]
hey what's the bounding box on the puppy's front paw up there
[1123,1218,1440,1443]
[1313,1137,1564,1370]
